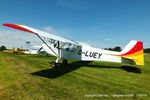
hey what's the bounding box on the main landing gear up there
[50,59,68,67]
[63,59,68,64]
[50,61,57,67]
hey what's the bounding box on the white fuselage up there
[42,43,123,64]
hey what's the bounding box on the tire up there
[51,61,57,67]
[63,59,68,64]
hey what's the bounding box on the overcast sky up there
[0,0,150,49]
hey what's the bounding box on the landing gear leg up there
[50,41,61,68]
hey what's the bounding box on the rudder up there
[118,40,144,65]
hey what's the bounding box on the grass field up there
[0,52,150,100]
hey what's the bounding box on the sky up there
[0,0,150,49]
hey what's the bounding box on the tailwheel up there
[63,59,68,64]
[50,61,57,67]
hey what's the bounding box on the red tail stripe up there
[3,23,37,35]
[117,41,143,56]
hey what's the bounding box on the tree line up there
[0,45,150,53]
[104,46,150,53]
[144,48,150,53]
[104,46,122,52]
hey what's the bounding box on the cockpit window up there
[61,43,77,52]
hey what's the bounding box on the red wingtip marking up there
[3,23,37,35]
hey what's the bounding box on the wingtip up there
[3,23,17,27]
[3,23,11,26]
[3,23,37,35]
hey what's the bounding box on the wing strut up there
[58,41,60,57]
[37,47,43,53]
[37,34,59,57]
[55,41,61,63]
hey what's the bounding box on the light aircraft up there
[3,23,144,67]
[25,41,45,54]
[4,48,28,54]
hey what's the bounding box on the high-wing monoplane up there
[3,23,144,67]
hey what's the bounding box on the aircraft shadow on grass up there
[31,61,142,79]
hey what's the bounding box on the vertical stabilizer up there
[117,40,144,65]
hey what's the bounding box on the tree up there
[0,45,7,51]
[104,46,121,52]
[113,46,121,51]
[144,48,150,53]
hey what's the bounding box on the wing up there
[3,23,79,45]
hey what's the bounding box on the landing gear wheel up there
[63,59,68,64]
[51,61,57,67]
